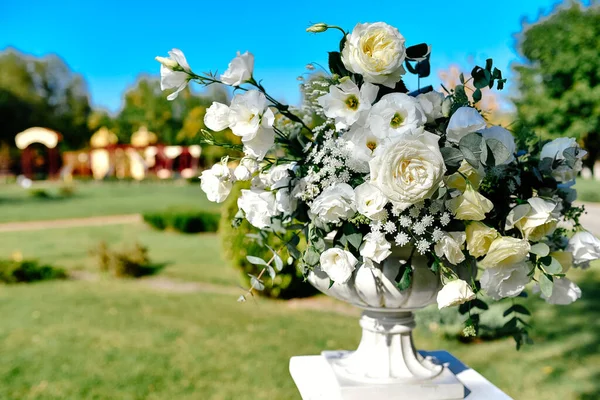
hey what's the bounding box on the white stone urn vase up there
[307,245,464,399]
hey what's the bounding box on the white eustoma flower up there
[243,128,274,160]
[220,51,254,86]
[320,248,358,284]
[567,231,600,267]
[200,161,233,203]
[540,137,586,182]
[446,185,493,221]
[446,107,487,143]
[354,182,388,220]
[341,22,406,88]
[480,263,531,300]
[367,93,426,140]
[204,102,231,132]
[417,91,445,124]
[505,197,560,241]
[156,48,192,100]
[275,188,297,215]
[534,278,581,305]
[369,131,445,211]
[237,189,278,229]
[317,79,378,130]
[479,236,531,268]
[437,279,476,309]
[309,182,357,224]
[434,232,466,265]
[343,125,382,173]
[265,163,296,190]
[359,232,392,263]
[481,126,516,164]
[233,157,259,182]
[465,222,499,258]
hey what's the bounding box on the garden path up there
[0,214,142,232]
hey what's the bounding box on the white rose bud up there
[306,22,329,33]
[465,222,499,258]
[220,51,254,86]
[567,230,600,267]
[480,262,531,300]
[319,248,358,284]
[156,48,192,100]
[447,185,493,221]
[354,182,388,221]
[437,279,476,309]
[359,232,392,263]
[446,107,487,143]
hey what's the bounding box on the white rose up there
[204,102,231,132]
[319,248,358,284]
[505,197,559,241]
[156,48,191,100]
[479,236,531,268]
[540,137,586,182]
[465,222,499,258]
[417,91,444,124]
[309,183,357,224]
[446,185,493,221]
[200,162,233,203]
[237,189,278,229]
[367,93,426,140]
[341,22,406,88]
[317,79,379,130]
[436,279,476,309]
[434,232,466,265]
[354,182,388,220]
[534,278,581,305]
[567,231,600,267]
[446,107,487,143]
[369,131,445,211]
[480,262,531,300]
[220,51,254,86]
[359,232,392,263]
[481,126,516,164]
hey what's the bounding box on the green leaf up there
[471,66,492,89]
[394,264,412,291]
[303,246,320,267]
[470,299,489,310]
[503,304,532,317]
[459,73,465,84]
[340,223,363,251]
[472,88,482,103]
[562,147,579,168]
[328,52,350,77]
[248,274,265,291]
[459,132,487,168]
[539,273,554,298]
[530,243,550,257]
[543,257,563,275]
[273,254,284,271]
[266,265,276,279]
[286,243,301,260]
[485,138,510,166]
[538,157,554,174]
[441,147,464,168]
[485,58,493,71]
[246,256,267,266]
[405,43,430,60]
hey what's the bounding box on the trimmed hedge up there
[0,259,67,283]
[219,183,317,299]
[92,241,163,278]
[143,209,220,233]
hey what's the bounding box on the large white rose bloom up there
[434,231,466,265]
[319,248,358,284]
[354,182,388,220]
[417,91,445,124]
[317,80,378,130]
[359,232,392,263]
[369,131,445,210]
[446,106,487,143]
[534,278,581,305]
[540,137,586,182]
[505,197,560,241]
[481,126,516,164]
[309,183,357,224]
[156,48,191,101]
[567,231,600,267]
[480,263,531,300]
[479,236,531,268]
[367,93,427,140]
[237,189,278,229]
[341,22,406,88]
[200,162,233,203]
[437,279,476,309]
[220,51,254,86]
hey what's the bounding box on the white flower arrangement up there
[158,21,597,346]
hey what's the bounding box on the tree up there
[0,49,92,149]
[513,3,600,170]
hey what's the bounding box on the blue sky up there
[0,0,583,113]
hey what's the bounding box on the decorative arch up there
[15,127,62,179]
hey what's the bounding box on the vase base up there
[322,351,465,400]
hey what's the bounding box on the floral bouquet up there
[156,21,600,346]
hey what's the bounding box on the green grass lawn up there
[0,180,217,223]
[575,179,600,203]
[0,223,599,399]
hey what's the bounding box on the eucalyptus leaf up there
[485,138,510,166]
[539,273,553,298]
[530,243,550,257]
[543,257,563,275]
[459,132,487,168]
[266,265,276,279]
[472,88,482,103]
[246,256,267,266]
[441,147,464,168]
[562,147,579,168]
[248,274,265,291]
[273,254,284,271]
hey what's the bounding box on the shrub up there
[91,241,163,278]
[28,188,51,199]
[0,258,67,283]
[143,209,220,233]
[219,183,317,299]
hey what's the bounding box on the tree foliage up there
[513,3,600,168]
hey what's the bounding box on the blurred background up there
[0,0,599,399]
